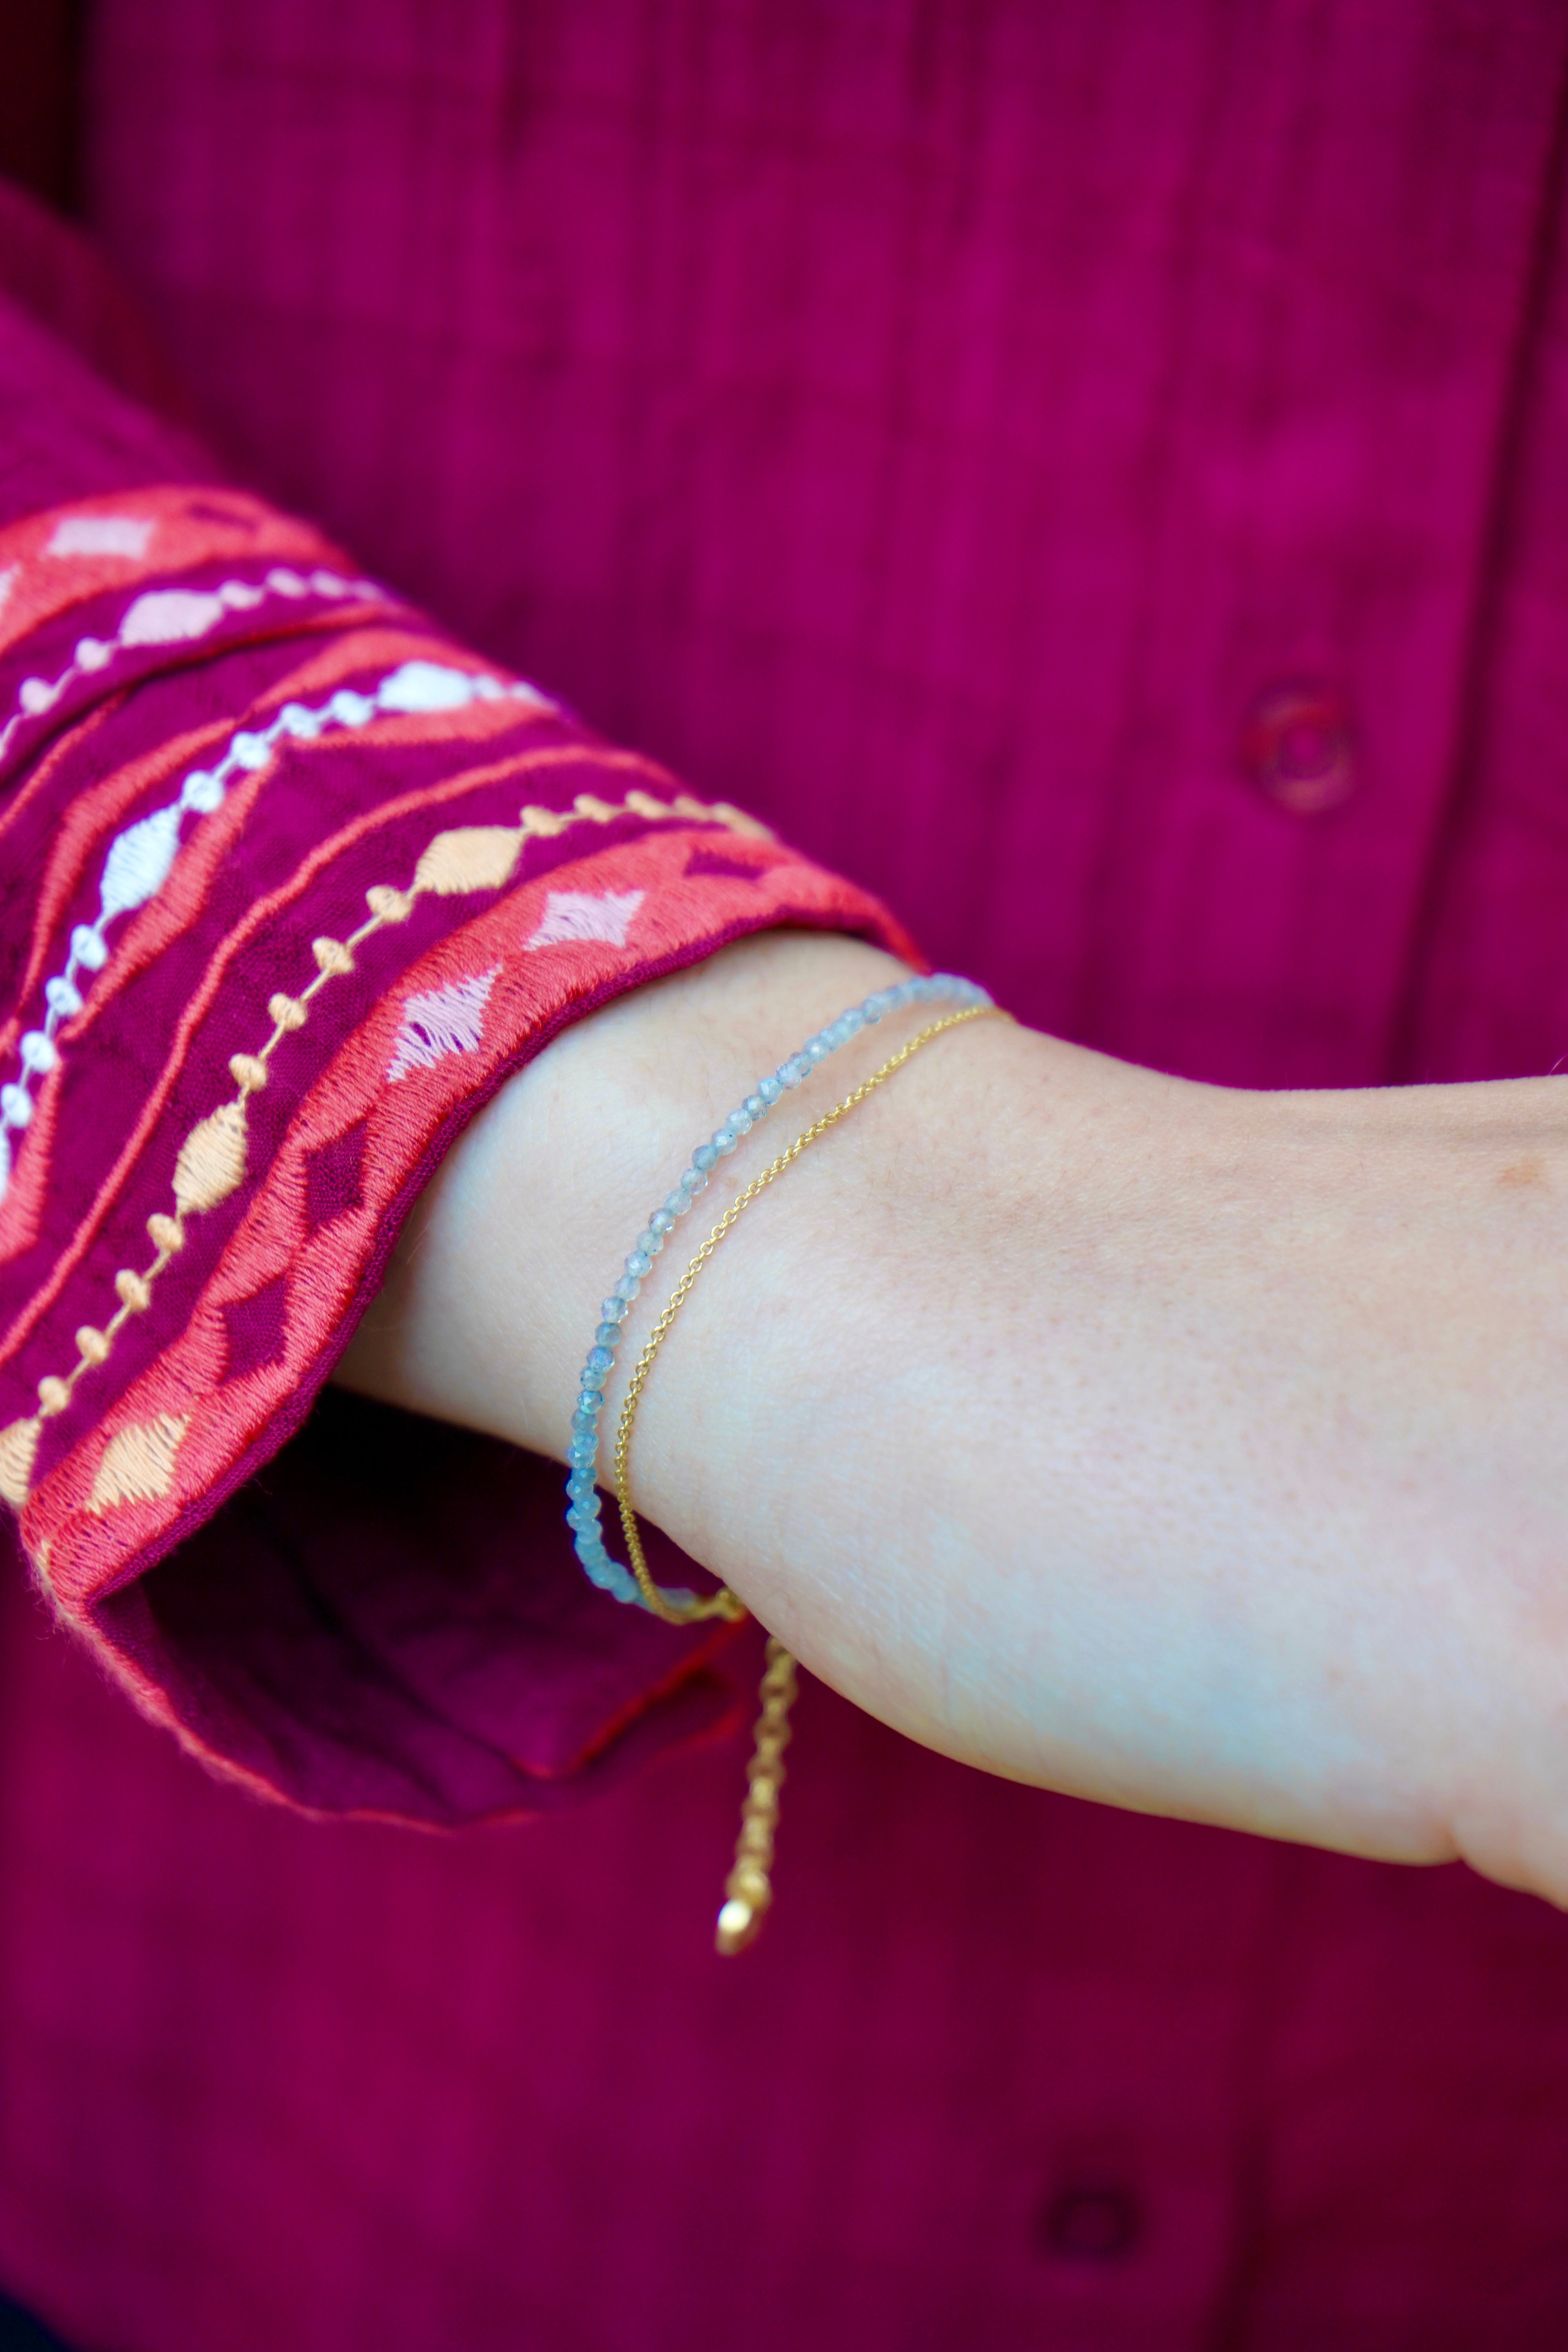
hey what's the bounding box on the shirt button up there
[1036,2180,1143,2263]
[1240,679,1356,814]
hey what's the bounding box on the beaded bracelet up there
[563,970,1006,1950]
[564,971,993,1612]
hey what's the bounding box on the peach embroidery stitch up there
[0,785,766,1507]
[0,658,555,1204]
[2,624,505,1037]
[0,753,766,1374]
[88,1413,189,1513]
[0,646,449,1270]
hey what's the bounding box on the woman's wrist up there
[335,928,924,1451]
[338,932,1568,1908]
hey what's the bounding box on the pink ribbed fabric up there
[0,3,1566,2345]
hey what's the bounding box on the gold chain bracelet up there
[610,1001,1009,1950]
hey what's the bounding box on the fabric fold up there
[0,479,913,1820]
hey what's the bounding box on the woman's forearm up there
[338,931,1568,1906]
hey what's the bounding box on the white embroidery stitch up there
[524,889,645,951]
[47,515,154,559]
[119,588,227,645]
[0,564,397,766]
[387,968,500,1082]
[0,660,554,1200]
[0,778,768,1494]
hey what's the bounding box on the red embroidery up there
[0,485,355,660]
[25,829,904,1612]
[0,744,685,1369]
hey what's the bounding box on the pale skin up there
[338,928,1568,1909]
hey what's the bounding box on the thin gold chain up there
[714,1635,798,1954]
[611,1002,1007,1624]
[610,995,1009,1953]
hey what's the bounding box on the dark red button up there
[1036,2181,1143,2263]
[1240,680,1356,814]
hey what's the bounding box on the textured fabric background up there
[85,0,1568,1087]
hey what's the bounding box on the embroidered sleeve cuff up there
[0,486,916,1823]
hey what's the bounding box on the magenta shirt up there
[4,4,1568,2347]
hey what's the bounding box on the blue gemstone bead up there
[566,964,989,1613]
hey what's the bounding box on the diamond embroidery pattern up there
[303,1122,367,1234]
[221,1276,290,1384]
[386,969,499,1083]
[47,515,154,559]
[524,889,644,951]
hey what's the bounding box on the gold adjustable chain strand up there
[611,1002,1005,1622]
[715,1637,799,1954]
[609,1000,1009,1950]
